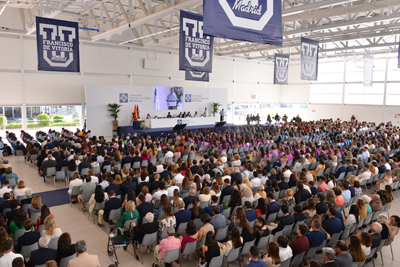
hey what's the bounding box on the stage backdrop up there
[86,84,228,137]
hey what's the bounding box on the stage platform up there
[118,123,236,139]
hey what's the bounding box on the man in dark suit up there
[325,203,344,231]
[203,195,222,216]
[100,190,122,226]
[132,150,142,164]
[322,208,342,237]
[190,160,200,174]
[278,175,289,190]
[230,167,242,184]
[206,164,215,178]
[41,151,57,180]
[121,151,133,168]
[377,160,386,174]
[263,160,273,173]
[136,194,153,225]
[244,201,257,222]
[51,147,59,159]
[105,177,121,196]
[370,223,382,249]
[320,247,339,267]
[6,199,20,226]
[150,173,161,193]
[334,161,347,178]
[28,236,57,267]
[183,188,199,209]
[266,192,281,220]
[219,179,234,204]
[0,191,11,213]
[14,141,26,155]
[101,156,112,170]
[78,155,91,173]
[316,193,327,215]
[57,155,69,171]
[271,205,295,235]
[120,176,136,200]
[174,200,191,230]
[293,205,306,222]
[15,219,40,253]
[294,182,311,204]
[160,164,171,181]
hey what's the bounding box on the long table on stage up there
[144,117,219,128]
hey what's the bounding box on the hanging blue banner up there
[363,55,373,87]
[203,0,282,46]
[300,37,319,81]
[185,70,210,82]
[36,17,80,72]
[398,39,400,68]
[179,10,214,72]
[274,53,289,85]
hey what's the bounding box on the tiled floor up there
[9,155,400,267]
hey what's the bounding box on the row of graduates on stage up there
[246,113,302,124]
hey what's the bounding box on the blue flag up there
[300,37,319,81]
[36,17,80,72]
[274,54,289,85]
[203,0,282,46]
[185,70,210,82]
[179,10,214,72]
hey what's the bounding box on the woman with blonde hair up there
[86,169,99,184]
[281,189,295,207]
[369,164,377,176]
[28,195,42,215]
[14,180,28,197]
[210,182,221,197]
[356,198,367,219]
[199,187,211,204]
[242,176,252,189]
[114,175,123,185]
[42,216,62,239]
[116,200,140,235]
[122,166,130,180]
[254,185,267,203]
[242,187,254,203]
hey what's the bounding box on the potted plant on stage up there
[212,102,222,117]
[108,103,121,131]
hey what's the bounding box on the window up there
[5,107,22,130]
[26,106,82,130]
[344,83,384,105]
[309,84,343,104]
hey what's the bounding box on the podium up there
[167,100,177,110]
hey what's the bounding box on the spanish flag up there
[133,105,138,121]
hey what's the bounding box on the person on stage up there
[194,111,198,117]
[178,112,183,118]
[167,112,172,118]
[166,88,178,110]
[201,111,207,117]
[255,113,260,124]
[267,114,272,124]
[246,114,251,125]
[274,113,280,122]
[219,108,225,122]
[187,112,192,117]
[282,114,288,123]
[146,113,151,119]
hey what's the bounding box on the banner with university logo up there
[185,70,210,82]
[363,54,374,87]
[203,0,283,46]
[300,37,319,81]
[274,53,289,85]
[36,17,80,72]
[179,10,214,72]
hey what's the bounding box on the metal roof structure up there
[0,0,399,60]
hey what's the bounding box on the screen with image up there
[153,86,184,110]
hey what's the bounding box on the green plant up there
[0,116,7,128]
[140,122,147,129]
[212,102,222,115]
[108,103,122,121]
[37,113,51,126]
[5,122,22,129]
[28,116,34,121]
[53,115,64,122]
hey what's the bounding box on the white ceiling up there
[0,0,399,60]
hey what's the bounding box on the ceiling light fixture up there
[0,0,10,16]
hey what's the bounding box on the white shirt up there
[0,186,13,197]
[303,184,312,194]
[283,169,292,179]
[260,176,268,185]
[210,190,221,197]
[380,177,393,191]
[87,176,99,184]
[250,177,261,188]
[139,176,149,183]
[174,174,184,184]
[279,246,293,262]
[361,245,371,257]
[152,190,168,202]
[306,172,314,183]
[0,252,23,266]
[68,179,83,194]
[344,214,357,227]
[328,180,335,190]
[167,185,180,197]
[67,155,75,161]
[355,171,371,183]
[385,163,391,171]
[156,165,164,173]
[165,151,174,158]
[14,188,28,197]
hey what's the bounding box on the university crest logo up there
[301,42,318,78]
[185,94,192,102]
[38,23,77,67]
[119,93,128,103]
[177,119,183,125]
[276,57,289,82]
[219,0,273,31]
